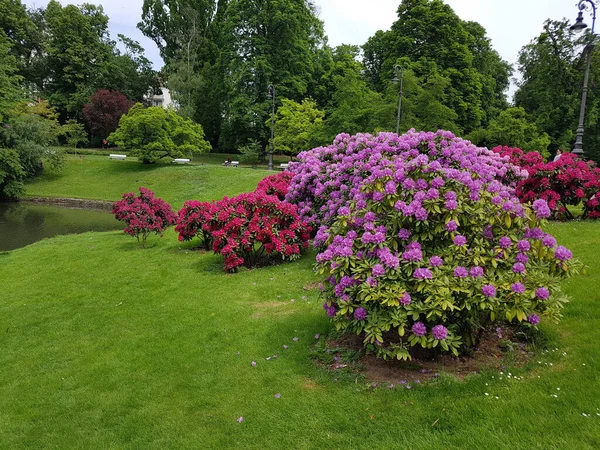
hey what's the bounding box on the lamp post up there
[392,65,404,135]
[267,83,275,171]
[570,0,598,157]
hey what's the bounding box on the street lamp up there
[267,83,275,171]
[570,0,597,157]
[392,65,404,135]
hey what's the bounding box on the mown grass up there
[26,155,271,208]
[1,221,599,449]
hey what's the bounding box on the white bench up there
[224,160,239,167]
[172,158,191,164]
[109,154,126,160]
[278,163,289,171]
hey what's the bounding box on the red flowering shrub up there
[492,146,600,220]
[255,171,294,201]
[176,191,311,271]
[113,187,177,247]
[175,200,217,250]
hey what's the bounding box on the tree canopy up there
[108,104,211,163]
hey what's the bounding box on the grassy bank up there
[26,155,271,208]
[1,221,599,449]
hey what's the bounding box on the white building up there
[151,87,177,109]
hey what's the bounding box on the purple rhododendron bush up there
[286,130,583,360]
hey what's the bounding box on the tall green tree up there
[467,107,551,157]
[362,0,511,134]
[271,98,324,155]
[0,31,22,122]
[514,20,583,156]
[43,0,113,118]
[219,0,325,151]
[138,0,228,147]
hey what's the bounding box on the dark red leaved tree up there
[82,90,135,140]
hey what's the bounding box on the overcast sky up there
[22,0,584,92]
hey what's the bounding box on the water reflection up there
[0,202,121,251]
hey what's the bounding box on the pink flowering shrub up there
[113,187,177,247]
[175,200,217,250]
[492,146,600,220]
[296,131,582,360]
[255,171,294,201]
[176,191,311,271]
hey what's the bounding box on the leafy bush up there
[113,187,177,247]
[176,191,311,271]
[175,200,216,250]
[0,149,25,199]
[58,120,88,148]
[493,146,600,220]
[255,171,294,201]
[238,139,261,165]
[108,104,211,163]
[290,131,581,360]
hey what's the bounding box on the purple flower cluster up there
[511,282,526,294]
[536,287,550,300]
[322,302,337,318]
[445,220,458,232]
[414,268,433,280]
[286,130,526,230]
[354,307,368,321]
[498,236,512,249]
[554,246,573,262]
[453,235,467,247]
[429,256,444,267]
[400,292,412,306]
[412,322,427,337]
[432,325,448,340]
[528,313,541,326]
[482,284,497,298]
[402,242,423,262]
[532,199,551,219]
[453,266,468,278]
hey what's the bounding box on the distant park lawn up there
[26,154,275,208]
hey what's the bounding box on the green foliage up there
[515,20,580,155]
[272,98,324,155]
[0,148,25,199]
[108,104,211,164]
[0,32,22,122]
[468,107,551,158]
[43,0,113,118]
[139,0,230,148]
[1,113,59,177]
[362,0,511,134]
[238,139,262,165]
[219,0,326,151]
[58,120,88,148]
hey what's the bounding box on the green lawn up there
[1,221,599,449]
[26,155,272,208]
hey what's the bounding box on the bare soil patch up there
[317,327,534,384]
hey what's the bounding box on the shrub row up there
[113,172,310,271]
[492,146,600,219]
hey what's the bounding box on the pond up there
[0,202,122,251]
